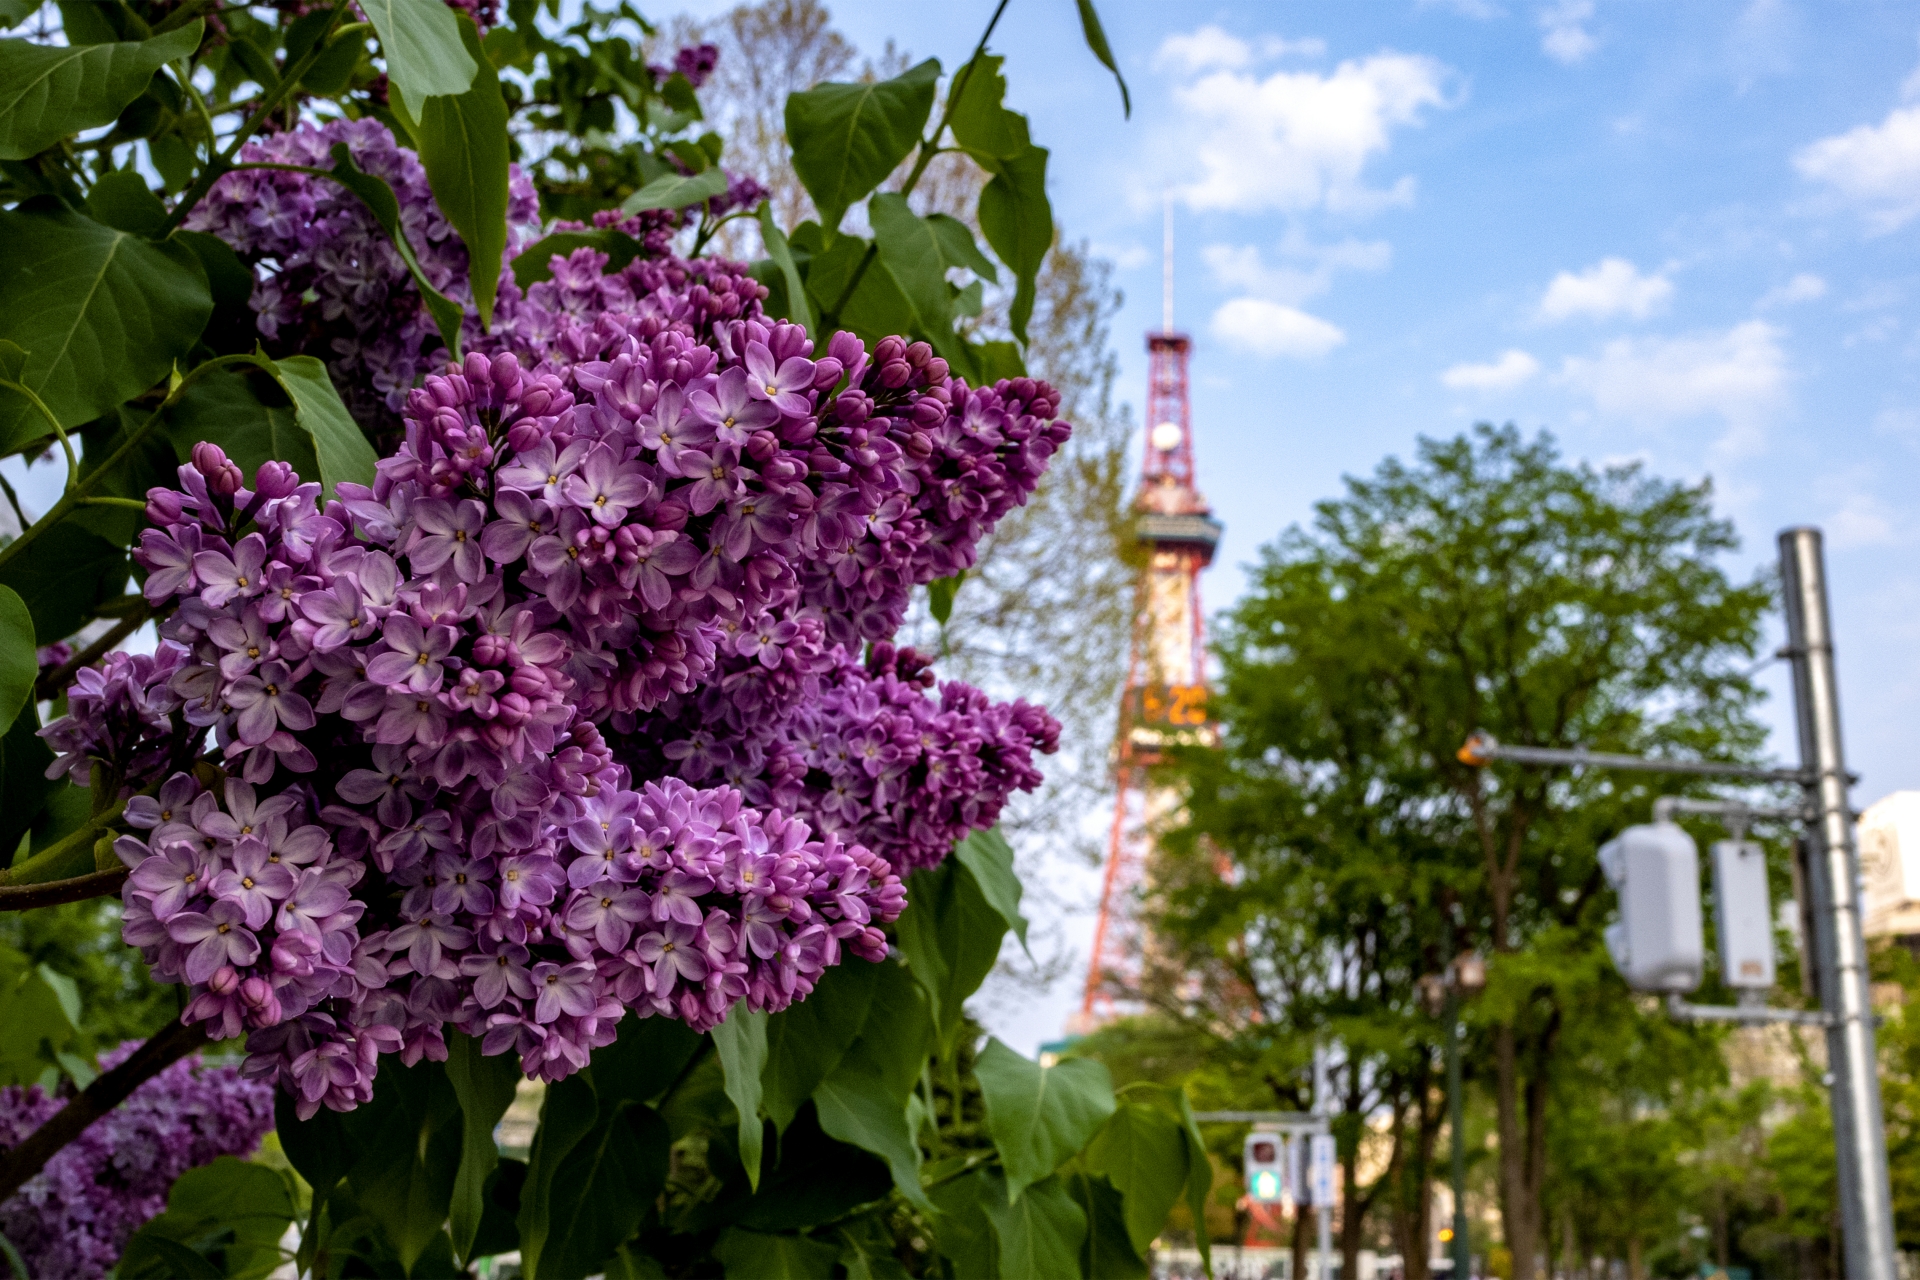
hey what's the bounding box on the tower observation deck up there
[1074,302,1221,1030]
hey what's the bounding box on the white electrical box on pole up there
[1711,839,1775,991]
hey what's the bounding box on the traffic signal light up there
[1599,822,1704,992]
[1243,1132,1285,1204]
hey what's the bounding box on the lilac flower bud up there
[146,488,187,524]
[207,964,240,995]
[193,443,244,495]
[810,357,844,389]
[254,460,299,499]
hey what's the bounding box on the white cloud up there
[1153,25,1253,75]
[1201,231,1390,306]
[1539,0,1598,63]
[1794,105,1920,232]
[1419,0,1503,17]
[1441,349,1541,390]
[1168,52,1452,215]
[1210,298,1346,359]
[1558,321,1789,452]
[1537,257,1673,322]
[1758,273,1827,308]
[1825,492,1899,548]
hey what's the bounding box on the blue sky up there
[677,0,1920,1048]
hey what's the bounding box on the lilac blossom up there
[0,1046,273,1280]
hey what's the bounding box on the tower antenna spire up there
[1162,192,1174,335]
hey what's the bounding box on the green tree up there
[1149,425,1775,1279]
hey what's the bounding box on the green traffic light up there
[1250,1169,1281,1202]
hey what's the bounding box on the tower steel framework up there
[1075,315,1221,1029]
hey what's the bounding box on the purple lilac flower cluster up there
[59,399,908,1104]
[619,640,1058,875]
[48,117,1072,1111]
[184,118,544,427]
[0,1045,273,1279]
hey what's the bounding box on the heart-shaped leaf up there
[0,22,202,160]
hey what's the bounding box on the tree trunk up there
[1341,1150,1364,1280]
[1492,1022,1539,1280]
[1292,1205,1312,1280]
[1626,1233,1645,1280]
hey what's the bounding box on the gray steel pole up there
[1778,526,1898,1277]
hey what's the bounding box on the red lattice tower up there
[1073,324,1220,1031]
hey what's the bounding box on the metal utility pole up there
[1779,526,1898,1278]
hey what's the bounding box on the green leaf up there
[953,826,1029,956]
[0,201,210,451]
[807,231,915,346]
[361,0,476,103]
[0,959,78,1085]
[0,584,33,737]
[0,519,127,644]
[69,404,172,544]
[682,1102,891,1235]
[173,230,258,354]
[0,1,44,31]
[270,354,378,499]
[948,54,1027,163]
[390,14,508,328]
[974,1038,1116,1203]
[1174,1087,1214,1276]
[1069,1170,1149,1279]
[469,1156,527,1261]
[838,1221,913,1280]
[715,1228,839,1279]
[946,53,1052,342]
[926,212,998,283]
[761,954,880,1132]
[0,703,58,862]
[116,1233,225,1279]
[274,1089,355,1202]
[620,165,729,214]
[444,1033,523,1265]
[120,1156,297,1280]
[327,143,466,358]
[1074,0,1131,117]
[756,201,814,334]
[714,1001,770,1190]
[538,1103,671,1280]
[983,1173,1087,1279]
[894,854,1009,1051]
[812,957,935,1212]
[517,1073,599,1280]
[510,229,645,289]
[1084,1095,1190,1256]
[164,363,315,487]
[927,571,963,627]
[929,1166,1001,1278]
[341,1056,465,1272]
[590,1012,704,1108]
[974,145,1052,345]
[867,192,953,346]
[83,168,167,235]
[784,58,939,233]
[301,26,366,95]
[0,22,202,161]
